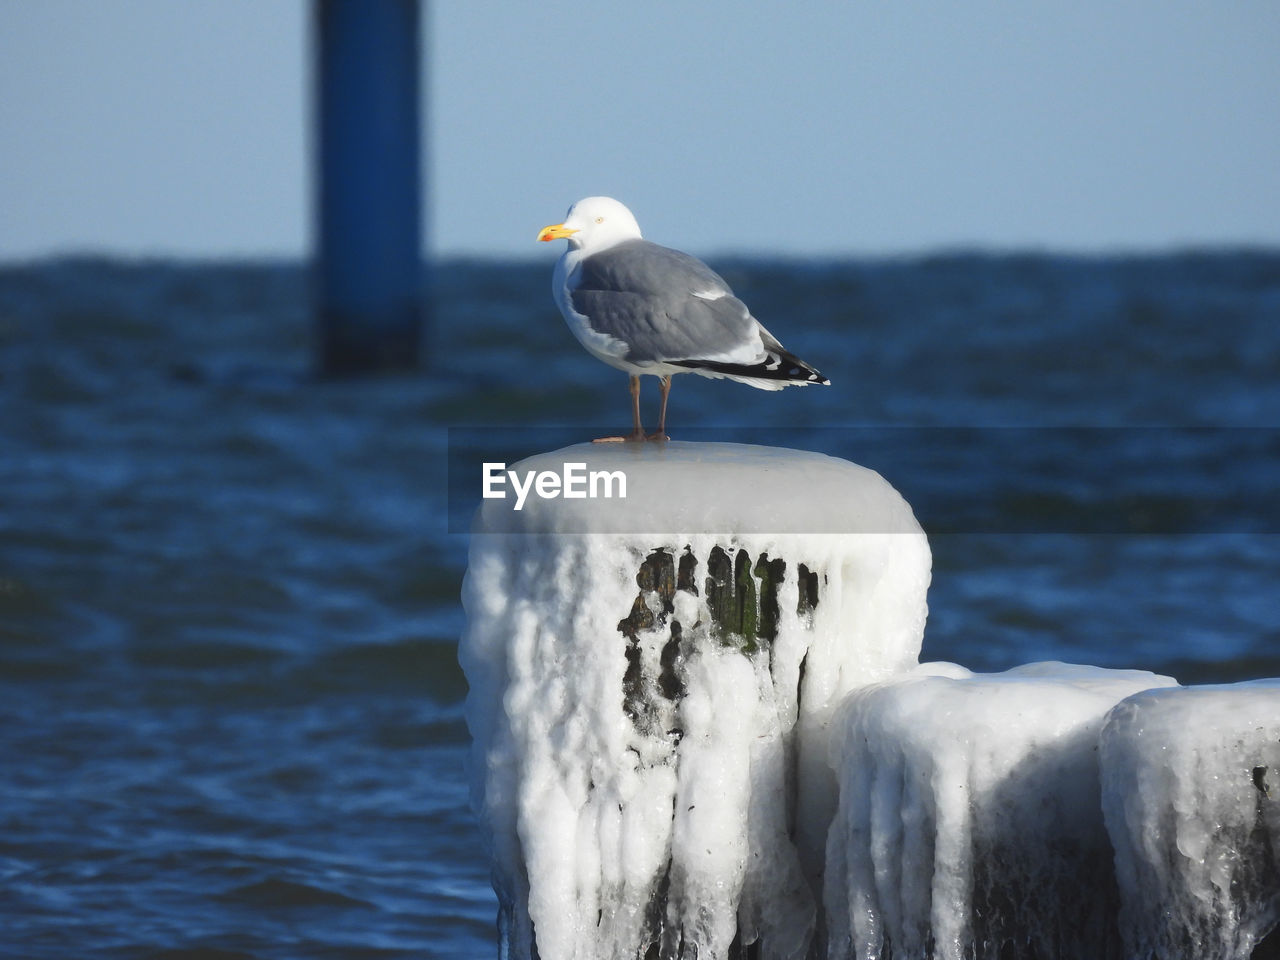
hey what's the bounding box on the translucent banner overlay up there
[447,426,1280,535]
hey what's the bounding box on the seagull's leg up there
[647,375,671,441]
[593,375,646,443]
[629,375,645,439]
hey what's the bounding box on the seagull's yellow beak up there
[537,222,578,242]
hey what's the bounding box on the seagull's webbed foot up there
[593,375,670,442]
[592,430,647,444]
[591,375,647,442]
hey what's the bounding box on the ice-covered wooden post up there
[823,662,1179,960]
[1100,681,1280,960]
[460,442,931,960]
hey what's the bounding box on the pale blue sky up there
[1,1,1277,259]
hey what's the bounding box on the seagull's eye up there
[595,217,604,224]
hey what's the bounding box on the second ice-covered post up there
[460,442,931,960]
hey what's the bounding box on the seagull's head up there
[537,197,642,253]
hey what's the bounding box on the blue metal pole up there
[314,0,423,375]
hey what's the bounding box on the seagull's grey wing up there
[569,239,764,364]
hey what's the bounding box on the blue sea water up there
[1,253,1278,957]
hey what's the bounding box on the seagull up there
[537,196,828,442]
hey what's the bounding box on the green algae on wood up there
[619,546,823,715]
[754,554,787,646]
